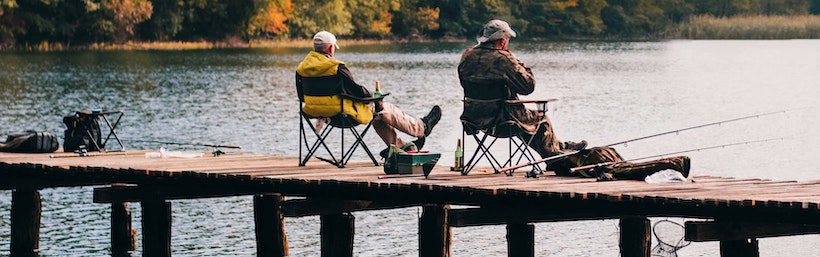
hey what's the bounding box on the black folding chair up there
[461,98,555,176]
[298,93,386,168]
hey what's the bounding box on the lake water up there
[1,40,819,256]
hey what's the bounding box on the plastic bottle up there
[454,139,463,171]
[644,169,687,183]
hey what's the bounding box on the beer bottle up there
[454,139,463,171]
[374,81,382,98]
[374,81,383,112]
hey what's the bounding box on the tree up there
[246,0,294,39]
[141,0,184,41]
[812,0,820,14]
[98,0,152,43]
[346,0,398,38]
[289,0,352,38]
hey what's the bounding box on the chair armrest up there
[505,98,558,104]
[341,93,391,103]
[506,98,558,113]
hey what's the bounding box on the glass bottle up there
[454,139,463,171]
[374,81,383,112]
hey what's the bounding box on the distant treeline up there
[1,0,820,49]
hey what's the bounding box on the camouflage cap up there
[477,19,517,43]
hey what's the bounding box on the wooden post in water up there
[720,238,759,257]
[111,201,135,256]
[419,205,452,257]
[619,216,650,257]
[320,212,354,257]
[111,184,135,256]
[142,199,172,257]
[254,193,288,257]
[506,223,534,257]
[10,188,41,257]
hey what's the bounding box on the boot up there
[420,105,441,137]
[674,156,691,178]
[562,140,587,151]
[379,137,426,159]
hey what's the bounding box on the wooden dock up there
[1,150,819,257]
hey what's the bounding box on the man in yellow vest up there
[296,31,441,156]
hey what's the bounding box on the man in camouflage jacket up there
[457,20,689,181]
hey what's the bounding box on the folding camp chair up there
[298,92,386,168]
[461,98,555,176]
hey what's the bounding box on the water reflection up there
[1,40,819,256]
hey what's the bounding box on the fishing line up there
[605,109,796,147]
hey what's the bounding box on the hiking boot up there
[379,141,421,159]
[412,137,425,151]
[679,156,691,178]
[562,140,587,151]
[420,105,441,137]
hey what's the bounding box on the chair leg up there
[300,115,339,166]
[463,133,505,175]
[341,123,379,167]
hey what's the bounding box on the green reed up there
[673,15,820,39]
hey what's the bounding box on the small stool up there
[75,109,125,152]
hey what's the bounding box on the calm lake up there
[1,40,819,256]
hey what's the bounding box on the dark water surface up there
[1,40,819,256]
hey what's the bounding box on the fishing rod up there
[569,137,787,174]
[499,109,795,173]
[122,139,241,149]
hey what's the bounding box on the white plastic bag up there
[644,169,687,183]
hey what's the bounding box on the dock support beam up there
[320,212,354,257]
[254,193,288,257]
[142,199,172,257]
[720,239,759,257]
[419,205,452,257]
[619,216,650,257]
[111,201,135,256]
[506,223,534,257]
[10,188,41,257]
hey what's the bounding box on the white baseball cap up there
[313,31,340,50]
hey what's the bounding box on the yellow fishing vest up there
[297,51,373,124]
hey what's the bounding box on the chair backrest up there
[296,71,373,125]
[461,97,526,138]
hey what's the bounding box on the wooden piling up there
[619,216,650,257]
[720,238,759,257]
[111,201,135,256]
[254,193,288,257]
[419,205,452,257]
[320,212,354,257]
[506,223,534,257]
[10,188,41,257]
[142,199,172,257]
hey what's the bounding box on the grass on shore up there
[85,38,399,51]
[673,15,820,39]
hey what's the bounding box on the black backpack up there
[0,130,59,153]
[63,113,102,152]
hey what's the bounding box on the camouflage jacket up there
[457,45,544,135]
